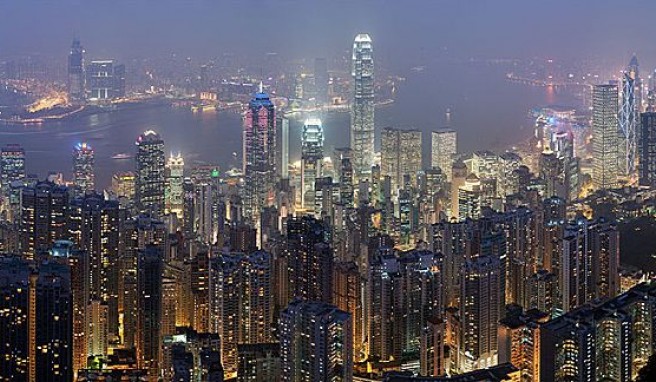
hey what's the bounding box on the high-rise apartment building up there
[280,300,352,382]
[19,181,69,259]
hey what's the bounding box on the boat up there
[111,153,132,160]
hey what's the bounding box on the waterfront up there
[0,61,579,189]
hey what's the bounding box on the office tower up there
[237,343,281,382]
[209,251,273,375]
[86,60,125,100]
[592,84,620,189]
[460,254,502,371]
[111,171,135,200]
[243,87,276,222]
[550,131,579,201]
[333,261,364,361]
[72,142,95,196]
[640,112,656,186]
[68,39,85,102]
[539,283,656,382]
[276,115,290,180]
[69,192,120,338]
[165,153,184,218]
[314,176,334,219]
[619,56,641,178]
[280,300,352,382]
[135,130,166,215]
[0,257,73,382]
[458,174,482,221]
[540,151,564,199]
[137,245,163,380]
[301,118,324,211]
[1,144,25,190]
[351,33,375,180]
[19,181,69,259]
[497,152,521,197]
[381,127,422,191]
[314,57,329,104]
[431,129,457,181]
[286,216,333,303]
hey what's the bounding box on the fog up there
[2,0,656,69]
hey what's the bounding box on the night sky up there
[2,0,656,70]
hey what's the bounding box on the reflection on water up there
[0,62,578,189]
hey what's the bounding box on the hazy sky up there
[2,1,656,70]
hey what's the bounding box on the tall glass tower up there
[135,131,166,215]
[619,55,641,179]
[243,87,276,222]
[68,39,85,103]
[351,33,375,180]
[301,118,324,210]
[72,142,95,196]
[592,84,619,190]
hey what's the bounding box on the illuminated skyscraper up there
[351,33,375,180]
[640,112,656,186]
[243,87,276,222]
[86,60,125,101]
[0,144,25,190]
[68,38,85,102]
[619,56,641,178]
[592,84,619,190]
[135,131,166,215]
[73,142,95,196]
[165,153,184,218]
[280,300,353,382]
[19,181,69,259]
[381,127,422,191]
[431,129,457,181]
[301,118,324,211]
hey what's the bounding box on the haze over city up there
[3,1,656,382]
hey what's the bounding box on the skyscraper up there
[314,57,329,104]
[165,153,184,218]
[68,39,85,103]
[640,112,656,186]
[135,131,166,216]
[381,127,422,191]
[137,245,163,380]
[19,181,69,260]
[619,56,641,178]
[86,60,125,101]
[243,87,276,222]
[301,118,324,211]
[0,144,25,190]
[72,142,95,196]
[431,129,457,181]
[280,300,353,382]
[285,216,333,304]
[351,33,375,180]
[592,84,619,190]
